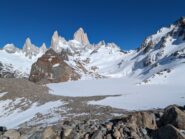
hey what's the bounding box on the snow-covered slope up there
[128,17,185,82]
[0,98,64,128]
[0,50,41,78]
[47,75,185,110]
[0,38,46,78]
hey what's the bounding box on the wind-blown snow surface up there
[0,98,65,128]
[48,64,185,110]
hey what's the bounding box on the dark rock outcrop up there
[151,124,185,139]
[29,49,80,84]
[159,105,185,130]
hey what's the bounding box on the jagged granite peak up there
[23,37,39,59]
[73,27,90,45]
[51,31,59,50]
[40,43,47,53]
[51,31,59,51]
[3,43,18,53]
[23,37,32,49]
[51,31,59,42]
[53,30,59,38]
[51,31,66,46]
[51,30,68,52]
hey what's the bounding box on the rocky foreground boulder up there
[159,105,185,129]
[151,124,185,139]
[1,105,185,139]
[29,49,80,84]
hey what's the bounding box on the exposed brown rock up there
[29,49,80,84]
[126,112,157,130]
[113,128,121,139]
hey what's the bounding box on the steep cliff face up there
[73,27,90,45]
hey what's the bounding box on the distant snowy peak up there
[73,27,90,45]
[50,28,91,54]
[51,31,59,51]
[49,28,123,56]
[50,31,70,53]
[2,38,47,58]
[3,43,18,53]
[0,38,47,78]
[40,43,47,53]
[22,38,39,58]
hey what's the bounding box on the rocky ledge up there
[0,105,185,139]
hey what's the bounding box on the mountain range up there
[0,17,185,134]
[0,17,185,85]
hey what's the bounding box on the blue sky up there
[0,0,184,50]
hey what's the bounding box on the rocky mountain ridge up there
[0,26,121,80]
[0,17,185,84]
